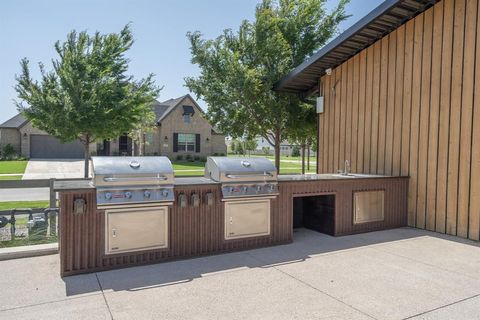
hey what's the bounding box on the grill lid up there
[205,157,277,183]
[92,156,174,187]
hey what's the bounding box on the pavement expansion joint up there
[402,293,480,320]
[95,273,114,320]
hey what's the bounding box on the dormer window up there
[182,105,195,123]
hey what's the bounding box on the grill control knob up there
[125,191,132,199]
[267,184,275,192]
[161,189,169,197]
[256,185,262,192]
[105,192,112,200]
[242,186,248,193]
[143,190,151,198]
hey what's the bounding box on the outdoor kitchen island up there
[55,172,408,276]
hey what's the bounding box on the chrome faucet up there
[344,160,350,175]
[337,160,351,175]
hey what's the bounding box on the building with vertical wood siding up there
[275,0,480,241]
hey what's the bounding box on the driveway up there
[0,228,479,319]
[22,159,90,180]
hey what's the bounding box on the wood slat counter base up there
[58,177,408,276]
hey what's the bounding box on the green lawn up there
[0,175,23,180]
[0,160,28,174]
[0,201,49,211]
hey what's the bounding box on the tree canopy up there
[186,0,349,171]
[15,24,159,176]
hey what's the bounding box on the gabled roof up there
[0,113,28,129]
[274,0,439,96]
[152,94,189,123]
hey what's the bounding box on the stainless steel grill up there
[92,156,175,207]
[205,157,278,199]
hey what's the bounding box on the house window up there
[146,133,154,145]
[178,133,196,152]
[183,114,191,123]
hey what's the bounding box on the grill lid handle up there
[225,172,273,179]
[103,176,169,183]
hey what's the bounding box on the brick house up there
[0,94,226,159]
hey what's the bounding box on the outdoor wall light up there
[206,137,210,142]
[326,68,332,76]
[164,136,168,142]
[23,133,27,139]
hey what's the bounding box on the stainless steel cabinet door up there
[225,199,271,240]
[105,206,169,254]
[353,191,385,224]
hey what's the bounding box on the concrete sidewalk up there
[0,228,479,320]
[22,159,89,180]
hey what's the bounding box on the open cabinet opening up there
[293,195,335,236]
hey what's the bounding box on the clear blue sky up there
[0,0,384,123]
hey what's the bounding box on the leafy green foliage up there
[1,144,16,160]
[15,25,160,176]
[291,145,301,157]
[186,0,349,171]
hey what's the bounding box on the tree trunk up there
[83,137,90,178]
[301,143,306,174]
[274,137,281,174]
[307,144,310,171]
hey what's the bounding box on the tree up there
[286,100,317,173]
[15,25,159,177]
[244,137,258,155]
[128,107,157,156]
[186,0,349,172]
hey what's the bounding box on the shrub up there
[199,157,207,162]
[193,155,200,161]
[176,155,184,161]
[1,144,16,160]
[212,153,219,156]
[185,154,192,161]
[262,146,270,155]
[219,153,226,156]
[291,146,300,157]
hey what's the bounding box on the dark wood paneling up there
[281,178,408,236]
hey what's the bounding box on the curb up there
[0,243,58,261]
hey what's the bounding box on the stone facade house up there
[0,94,226,159]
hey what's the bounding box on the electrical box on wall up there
[316,96,324,114]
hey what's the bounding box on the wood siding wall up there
[318,0,480,241]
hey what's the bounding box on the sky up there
[0,0,384,124]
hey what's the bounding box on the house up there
[254,137,316,157]
[0,94,226,159]
[274,0,480,242]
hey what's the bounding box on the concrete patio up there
[0,227,479,320]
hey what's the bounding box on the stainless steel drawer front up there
[105,206,169,254]
[224,198,271,240]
